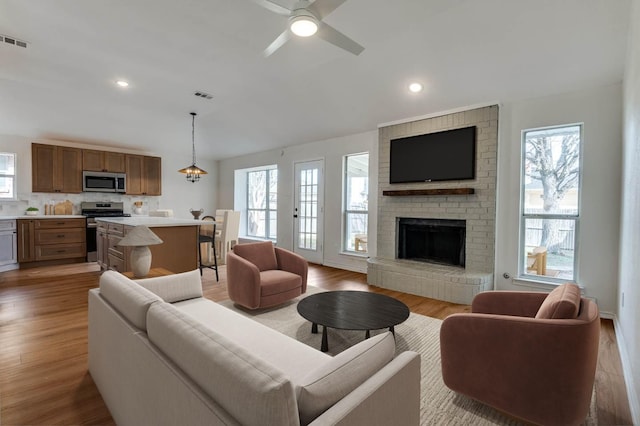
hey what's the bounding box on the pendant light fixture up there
[178,112,207,182]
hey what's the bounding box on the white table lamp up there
[117,225,163,278]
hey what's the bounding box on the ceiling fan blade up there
[316,22,364,56]
[264,30,291,57]
[250,0,291,16]
[307,0,347,20]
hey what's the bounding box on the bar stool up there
[198,215,218,281]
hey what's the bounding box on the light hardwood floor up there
[0,263,633,425]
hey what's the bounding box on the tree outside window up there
[344,153,368,253]
[521,124,581,282]
[247,168,277,240]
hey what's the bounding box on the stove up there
[81,201,130,224]
[81,202,130,262]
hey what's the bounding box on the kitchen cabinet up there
[83,150,126,173]
[96,222,108,269]
[96,218,198,273]
[125,154,162,195]
[17,219,35,263]
[18,218,86,266]
[97,222,130,272]
[0,220,18,268]
[32,144,83,193]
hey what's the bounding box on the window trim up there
[518,123,583,284]
[342,152,369,254]
[0,152,17,201]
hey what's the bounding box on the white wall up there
[495,83,623,315]
[0,134,218,218]
[619,0,640,420]
[217,130,378,273]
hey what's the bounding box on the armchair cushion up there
[535,283,581,319]
[260,270,302,296]
[296,332,395,425]
[233,241,278,272]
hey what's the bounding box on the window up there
[343,153,369,253]
[520,124,582,282]
[0,153,16,200]
[247,167,278,240]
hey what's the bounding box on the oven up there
[81,202,130,262]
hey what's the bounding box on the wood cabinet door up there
[17,220,35,263]
[143,156,162,195]
[125,154,144,195]
[82,150,104,172]
[32,144,56,192]
[96,229,107,268]
[57,146,82,193]
[104,152,126,173]
[84,150,125,172]
[32,144,82,193]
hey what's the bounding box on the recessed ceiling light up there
[409,82,423,93]
[116,80,129,88]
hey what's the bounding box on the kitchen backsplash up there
[0,193,161,216]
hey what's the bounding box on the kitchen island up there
[96,217,203,274]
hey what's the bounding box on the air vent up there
[1,34,28,48]
[194,91,213,100]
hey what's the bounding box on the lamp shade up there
[118,225,163,247]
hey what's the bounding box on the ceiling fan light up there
[290,15,318,37]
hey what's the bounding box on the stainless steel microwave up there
[82,171,126,193]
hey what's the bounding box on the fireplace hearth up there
[397,218,466,267]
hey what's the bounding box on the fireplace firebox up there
[397,218,466,267]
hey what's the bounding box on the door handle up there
[293,215,298,218]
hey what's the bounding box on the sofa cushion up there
[147,302,300,426]
[135,269,203,303]
[99,270,162,330]
[233,241,278,272]
[296,331,396,425]
[535,283,581,319]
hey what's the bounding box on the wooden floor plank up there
[0,263,633,425]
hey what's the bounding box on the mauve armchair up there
[440,283,600,426]
[227,241,308,309]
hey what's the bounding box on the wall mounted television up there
[389,126,476,184]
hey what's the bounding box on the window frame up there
[342,152,369,254]
[0,152,17,201]
[245,166,277,241]
[518,123,583,284]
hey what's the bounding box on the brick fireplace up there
[368,105,498,304]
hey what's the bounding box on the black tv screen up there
[390,126,476,183]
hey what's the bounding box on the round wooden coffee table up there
[297,291,410,352]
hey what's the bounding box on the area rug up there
[219,287,597,425]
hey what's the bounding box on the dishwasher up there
[0,219,18,269]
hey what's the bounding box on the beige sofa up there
[88,270,421,426]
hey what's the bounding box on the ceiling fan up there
[251,0,365,57]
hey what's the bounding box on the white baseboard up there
[613,315,640,425]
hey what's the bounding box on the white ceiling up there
[0,0,631,160]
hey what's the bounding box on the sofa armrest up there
[310,351,421,426]
[471,291,548,317]
[440,312,599,424]
[226,251,261,309]
[275,247,308,292]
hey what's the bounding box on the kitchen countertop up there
[95,216,204,227]
[0,215,86,220]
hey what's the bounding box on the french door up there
[293,160,324,264]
